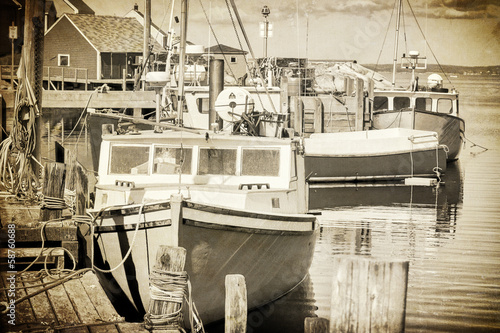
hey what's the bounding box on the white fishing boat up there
[90,126,317,325]
[304,128,447,182]
[370,0,465,161]
[372,83,465,161]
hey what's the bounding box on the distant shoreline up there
[309,61,500,76]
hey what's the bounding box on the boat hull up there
[372,110,465,161]
[93,198,317,325]
[304,148,447,182]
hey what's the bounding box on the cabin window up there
[198,148,237,175]
[109,145,150,175]
[437,98,453,114]
[241,149,280,176]
[393,97,410,110]
[230,56,237,63]
[373,97,388,111]
[416,97,432,111]
[196,98,209,114]
[58,54,70,66]
[153,146,192,174]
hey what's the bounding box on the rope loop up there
[40,195,67,210]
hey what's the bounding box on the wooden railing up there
[43,66,89,91]
[0,65,19,89]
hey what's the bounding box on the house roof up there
[205,44,248,55]
[64,14,163,53]
[55,0,95,14]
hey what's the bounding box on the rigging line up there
[228,0,278,113]
[405,0,455,88]
[372,2,397,79]
[197,0,237,81]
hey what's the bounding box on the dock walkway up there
[1,270,148,333]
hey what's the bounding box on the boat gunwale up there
[304,145,446,158]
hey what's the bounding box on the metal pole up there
[391,0,402,88]
[264,17,268,58]
[208,59,224,131]
[143,0,151,91]
[10,22,14,91]
[177,0,188,126]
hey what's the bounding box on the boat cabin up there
[373,90,459,117]
[94,128,307,214]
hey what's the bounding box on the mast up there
[391,0,402,88]
[177,0,188,125]
[143,0,151,90]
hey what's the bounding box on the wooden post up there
[40,162,66,221]
[313,97,323,134]
[24,0,45,180]
[147,245,187,332]
[225,274,247,333]
[355,78,364,131]
[61,67,65,91]
[290,96,303,135]
[61,118,64,145]
[75,163,88,215]
[280,76,289,128]
[85,69,88,91]
[122,68,126,91]
[47,66,50,91]
[305,317,330,333]
[330,256,409,333]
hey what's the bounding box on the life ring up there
[214,87,255,122]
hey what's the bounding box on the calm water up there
[213,74,500,333]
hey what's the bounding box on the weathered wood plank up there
[80,272,124,323]
[23,273,58,324]
[63,277,101,324]
[4,273,37,326]
[40,162,67,221]
[116,322,150,332]
[42,276,83,328]
[225,274,247,333]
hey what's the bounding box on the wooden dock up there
[0,271,148,333]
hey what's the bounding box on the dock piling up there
[225,274,247,333]
[304,317,330,333]
[145,245,187,333]
[40,162,66,221]
[330,256,409,333]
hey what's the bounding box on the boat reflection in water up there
[309,161,463,226]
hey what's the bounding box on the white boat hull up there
[93,197,317,325]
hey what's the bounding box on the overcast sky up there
[57,0,500,66]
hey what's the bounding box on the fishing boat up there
[304,128,447,183]
[370,0,465,161]
[90,125,317,325]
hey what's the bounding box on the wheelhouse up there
[373,90,459,116]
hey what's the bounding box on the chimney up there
[134,3,139,11]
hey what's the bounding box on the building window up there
[58,54,70,66]
[230,56,237,63]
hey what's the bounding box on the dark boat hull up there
[305,147,447,182]
[372,110,465,161]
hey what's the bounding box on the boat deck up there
[0,271,148,333]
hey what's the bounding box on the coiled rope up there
[144,268,205,333]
